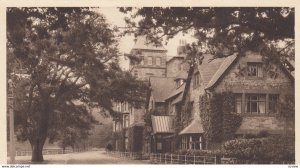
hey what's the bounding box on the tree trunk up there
[31,138,46,162]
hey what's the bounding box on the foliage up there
[120,7,294,71]
[199,92,242,145]
[222,138,263,160]
[7,7,147,161]
[199,93,223,144]
[278,94,295,119]
[222,135,295,163]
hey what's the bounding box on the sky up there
[96,7,197,69]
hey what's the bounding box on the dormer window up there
[247,62,263,77]
[176,79,184,88]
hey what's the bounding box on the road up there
[11,150,150,164]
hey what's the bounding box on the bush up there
[222,138,263,160]
[222,135,295,163]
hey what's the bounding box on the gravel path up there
[10,150,150,164]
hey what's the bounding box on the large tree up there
[7,7,147,162]
[120,7,294,69]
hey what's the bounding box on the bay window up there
[181,135,203,150]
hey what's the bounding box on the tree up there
[120,7,294,69]
[7,7,147,162]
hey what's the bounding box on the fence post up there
[194,155,196,164]
[214,155,217,164]
[203,156,206,164]
[171,154,172,164]
[165,154,167,164]
[185,155,187,164]
[160,153,162,163]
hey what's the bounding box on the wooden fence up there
[15,148,91,156]
[105,151,150,160]
[150,153,217,164]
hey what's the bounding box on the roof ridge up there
[205,54,238,90]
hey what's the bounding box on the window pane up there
[235,94,242,113]
[148,56,152,65]
[258,102,266,113]
[156,57,161,66]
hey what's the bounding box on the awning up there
[151,115,174,134]
[179,119,204,135]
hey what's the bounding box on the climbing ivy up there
[199,92,243,146]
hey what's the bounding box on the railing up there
[15,148,91,156]
[105,151,150,160]
[150,153,217,164]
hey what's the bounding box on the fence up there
[150,153,217,164]
[15,148,91,156]
[105,151,150,160]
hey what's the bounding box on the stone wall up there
[166,58,185,77]
[213,51,294,135]
[237,116,294,134]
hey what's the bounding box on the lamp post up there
[8,79,15,164]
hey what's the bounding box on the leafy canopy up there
[120,7,294,68]
[7,7,147,149]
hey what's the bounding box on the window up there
[246,94,266,114]
[156,57,161,66]
[176,79,184,88]
[161,58,166,66]
[193,72,200,88]
[247,62,263,77]
[123,114,129,128]
[148,56,153,65]
[269,94,278,114]
[140,56,144,65]
[235,94,242,113]
[181,135,203,150]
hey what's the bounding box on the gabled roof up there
[151,115,174,134]
[179,118,204,135]
[166,83,185,101]
[149,77,177,102]
[205,54,238,89]
[198,54,228,88]
[132,36,167,51]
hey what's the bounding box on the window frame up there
[247,62,263,78]
[246,94,266,114]
[147,56,153,65]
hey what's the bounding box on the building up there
[129,36,168,80]
[112,37,189,153]
[147,51,295,152]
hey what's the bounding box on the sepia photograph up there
[6,7,295,164]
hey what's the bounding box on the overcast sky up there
[97,7,196,69]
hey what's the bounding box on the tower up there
[128,36,167,81]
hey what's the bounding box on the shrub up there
[222,135,295,163]
[222,138,264,160]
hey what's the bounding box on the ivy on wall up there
[199,92,242,146]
